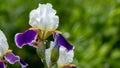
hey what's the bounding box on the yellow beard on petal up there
[39,30,52,40]
[54,30,62,34]
[39,29,62,40]
[2,49,12,57]
[29,27,53,40]
[7,49,12,53]
[29,27,62,41]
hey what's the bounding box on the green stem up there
[36,41,48,68]
[50,63,58,68]
[43,59,48,68]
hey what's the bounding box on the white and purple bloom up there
[45,32,76,68]
[0,30,28,68]
[14,3,76,68]
[15,3,59,48]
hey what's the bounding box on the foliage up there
[0,0,120,68]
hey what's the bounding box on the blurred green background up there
[0,0,120,68]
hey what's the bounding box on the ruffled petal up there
[4,52,20,64]
[19,59,28,68]
[15,30,37,48]
[54,32,73,51]
[0,30,9,56]
[29,3,59,31]
[0,59,5,68]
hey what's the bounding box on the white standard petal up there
[0,30,9,57]
[29,3,59,31]
[57,46,74,67]
[45,41,55,66]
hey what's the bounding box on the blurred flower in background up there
[0,0,120,68]
[0,30,28,68]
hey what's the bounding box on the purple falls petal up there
[54,32,73,51]
[19,59,28,68]
[0,59,5,68]
[4,52,20,64]
[15,30,37,48]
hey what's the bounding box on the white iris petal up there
[0,30,9,57]
[57,46,74,67]
[29,3,59,31]
[45,41,55,66]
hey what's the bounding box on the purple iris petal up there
[4,52,28,68]
[4,52,20,64]
[19,59,28,68]
[0,59,5,68]
[54,32,73,51]
[15,30,37,48]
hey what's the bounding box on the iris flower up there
[0,30,28,68]
[45,32,76,68]
[15,3,59,48]
[14,3,76,68]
